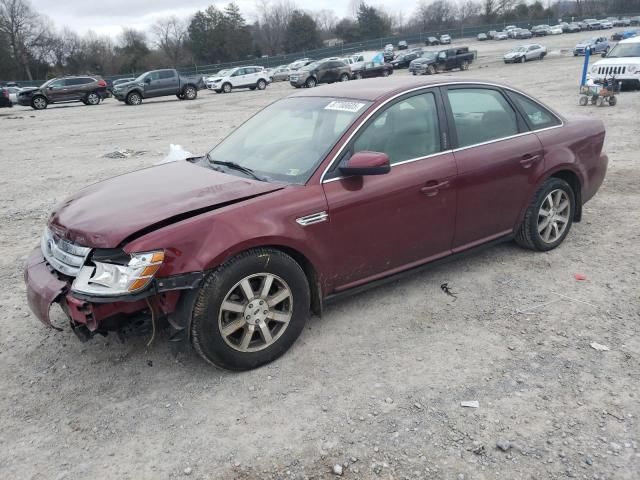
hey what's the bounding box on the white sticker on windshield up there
[324,101,366,113]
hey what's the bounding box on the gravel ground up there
[1,30,639,480]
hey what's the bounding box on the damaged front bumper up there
[24,247,200,342]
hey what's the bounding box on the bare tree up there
[0,0,48,79]
[313,9,338,33]
[151,16,187,67]
[458,0,481,23]
[255,0,296,55]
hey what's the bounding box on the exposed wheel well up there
[251,245,322,317]
[551,170,582,221]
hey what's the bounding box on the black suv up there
[17,75,108,110]
[288,60,351,88]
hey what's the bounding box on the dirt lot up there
[1,30,639,480]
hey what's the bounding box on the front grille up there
[597,66,627,75]
[41,229,91,277]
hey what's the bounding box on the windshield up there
[606,42,640,57]
[301,62,319,71]
[421,52,437,59]
[580,38,595,44]
[216,69,230,76]
[512,47,526,52]
[206,97,371,184]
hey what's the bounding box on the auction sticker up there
[324,101,366,113]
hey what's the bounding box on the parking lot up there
[1,30,639,479]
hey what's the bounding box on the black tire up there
[355,72,363,80]
[608,96,617,106]
[515,177,575,252]
[256,79,267,90]
[183,85,197,100]
[31,95,48,110]
[222,82,232,93]
[85,92,101,105]
[520,55,526,63]
[461,60,470,70]
[382,69,389,77]
[126,91,142,105]
[305,77,317,88]
[177,94,185,100]
[427,65,436,75]
[191,248,310,370]
[249,86,256,90]
[339,73,349,82]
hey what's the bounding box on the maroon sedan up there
[24,77,608,370]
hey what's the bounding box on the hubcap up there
[538,189,570,243]
[34,98,45,108]
[218,273,293,353]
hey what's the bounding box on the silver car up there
[503,44,547,63]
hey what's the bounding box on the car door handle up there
[519,154,542,168]
[420,180,450,197]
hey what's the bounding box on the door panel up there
[443,85,544,249]
[321,89,457,290]
[451,135,544,249]
[323,154,457,289]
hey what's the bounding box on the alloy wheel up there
[538,189,570,243]
[33,97,47,109]
[87,93,100,105]
[218,273,293,353]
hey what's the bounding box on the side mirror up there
[340,151,390,176]
[144,78,151,84]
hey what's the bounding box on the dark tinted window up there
[353,92,441,164]
[158,70,175,79]
[65,78,92,86]
[447,88,519,148]
[506,90,561,130]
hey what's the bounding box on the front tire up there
[520,56,526,64]
[222,82,232,93]
[191,248,310,370]
[31,95,48,110]
[126,92,142,105]
[427,65,436,75]
[305,77,317,88]
[339,73,349,82]
[515,178,575,251]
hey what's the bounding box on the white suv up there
[589,36,640,90]
[207,66,271,94]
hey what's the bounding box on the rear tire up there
[85,92,101,105]
[191,248,310,371]
[515,178,575,251]
[183,86,197,100]
[461,60,470,70]
[608,96,617,106]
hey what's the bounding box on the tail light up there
[97,79,107,87]
[2,90,8,99]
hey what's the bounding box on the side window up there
[158,70,175,79]
[506,90,561,130]
[64,78,82,86]
[446,88,519,148]
[233,69,245,76]
[48,80,65,88]
[353,92,441,165]
[146,72,160,81]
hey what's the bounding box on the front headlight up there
[71,250,165,296]
[591,65,598,73]
[628,65,637,74]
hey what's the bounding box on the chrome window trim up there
[319,81,564,184]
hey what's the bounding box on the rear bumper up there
[24,248,182,334]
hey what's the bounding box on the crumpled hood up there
[503,52,520,58]
[49,161,283,249]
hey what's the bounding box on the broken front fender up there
[24,247,68,329]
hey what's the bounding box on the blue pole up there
[580,46,591,86]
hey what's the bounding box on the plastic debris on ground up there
[574,273,588,281]
[590,342,610,351]
[460,400,479,408]
[157,144,193,164]
[102,148,148,159]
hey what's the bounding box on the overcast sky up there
[30,0,374,37]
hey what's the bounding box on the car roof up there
[620,35,640,43]
[289,77,515,102]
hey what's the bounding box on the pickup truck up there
[113,69,203,105]
[409,47,474,75]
